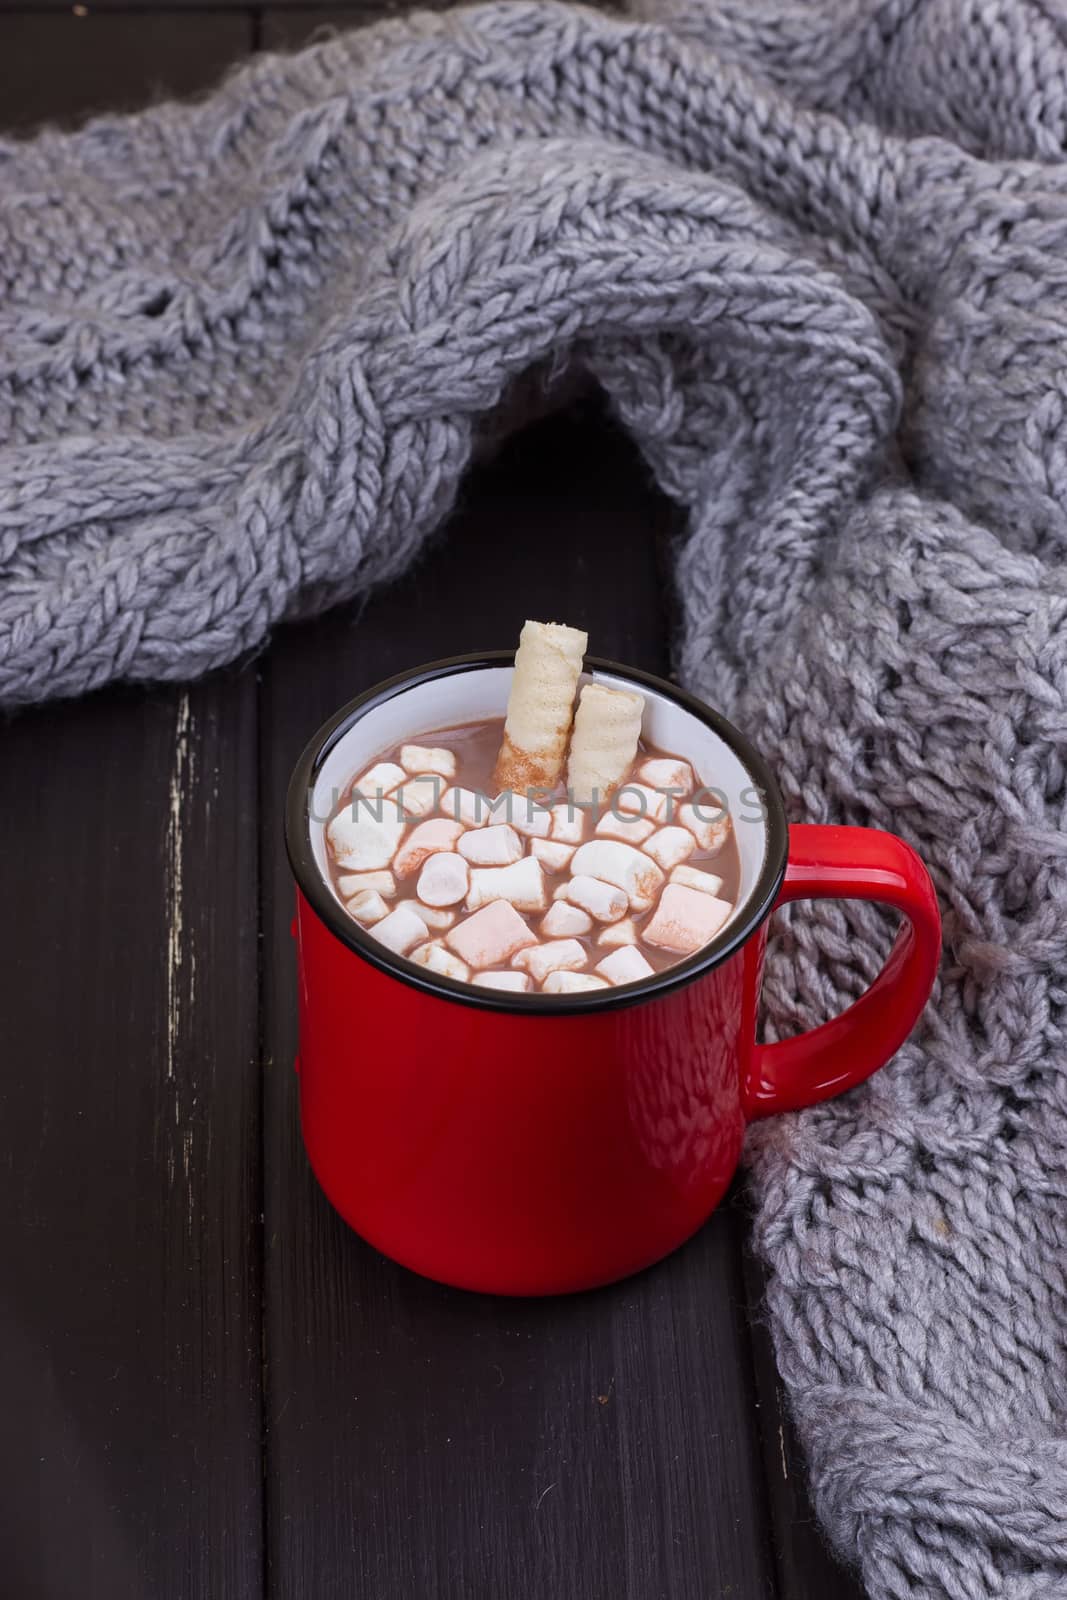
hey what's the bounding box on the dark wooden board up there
[0,674,263,1600]
[0,0,459,12]
[0,11,252,133]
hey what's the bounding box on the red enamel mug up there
[286,654,941,1296]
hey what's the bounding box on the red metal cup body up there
[295,886,764,1294]
[287,654,941,1295]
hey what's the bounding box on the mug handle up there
[743,824,941,1119]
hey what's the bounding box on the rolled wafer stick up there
[565,682,645,805]
[492,620,588,792]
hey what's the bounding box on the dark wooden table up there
[0,9,866,1598]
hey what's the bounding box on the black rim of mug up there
[285,653,790,1016]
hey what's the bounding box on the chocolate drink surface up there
[324,716,743,993]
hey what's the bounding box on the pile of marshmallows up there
[326,741,735,996]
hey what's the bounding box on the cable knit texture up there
[3,2,1067,1593]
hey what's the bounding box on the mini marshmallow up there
[457,824,523,866]
[345,889,390,925]
[596,918,637,948]
[670,863,725,897]
[478,793,517,825]
[440,786,492,828]
[410,902,456,932]
[466,857,547,913]
[595,809,656,845]
[352,761,407,799]
[327,797,407,871]
[417,852,469,907]
[614,783,669,822]
[472,971,531,993]
[642,826,696,872]
[542,971,609,994]
[570,840,664,914]
[370,904,429,957]
[550,803,586,845]
[394,818,465,878]
[395,774,443,819]
[557,874,628,923]
[411,941,471,983]
[595,945,655,986]
[501,795,553,838]
[540,901,593,938]
[530,838,575,873]
[636,757,693,796]
[643,884,733,955]
[400,744,457,780]
[339,869,396,899]
[512,939,588,983]
[678,801,732,854]
[446,900,537,968]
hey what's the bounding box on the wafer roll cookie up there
[492,620,588,791]
[565,683,645,805]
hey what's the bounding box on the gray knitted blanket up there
[4,1,1067,1592]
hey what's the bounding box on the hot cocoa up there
[324,621,744,994]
